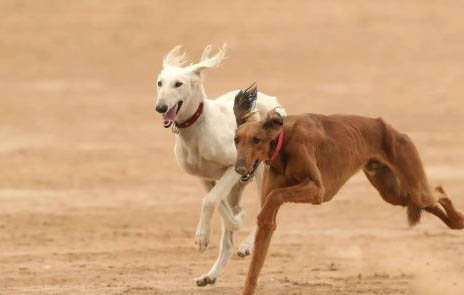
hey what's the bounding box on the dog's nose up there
[235,158,247,175]
[156,103,168,113]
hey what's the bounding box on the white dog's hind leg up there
[194,220,233,286]
[195,167,242,252]
[237,164,263,257]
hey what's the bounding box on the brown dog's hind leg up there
[378,124,443,224]
[380,121,438,209]
[364,160,409,206]
[382,125,464,229]
[433,186,464,229]
[363,160,424,225]
[364,160,464,229]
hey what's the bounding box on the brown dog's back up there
[281,113,390,198]
[232,88,464,295]
[285,113,463,229]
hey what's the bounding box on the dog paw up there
[194,225,210,252]
[237,243,252,257]
[194,232,210,252]
[194,273,217,287]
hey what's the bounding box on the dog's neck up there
[267,129,287,174]
[175,83,207,126]
[266,130,283,164]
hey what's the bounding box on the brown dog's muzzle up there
[235,158,247,175]
[235,157,259,183]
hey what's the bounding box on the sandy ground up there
[1,1,464,294]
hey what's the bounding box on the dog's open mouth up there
[162,101,183,128]
[240,160,259,183]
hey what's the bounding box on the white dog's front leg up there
[217,198,246,231]
[237,228,256,257]
[237,163,263,257]
[195,167,239,252]
[194,198,213,251]
[194,221,233,286]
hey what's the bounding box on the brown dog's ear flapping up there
[234,83,259,126]
[263,110,283,136]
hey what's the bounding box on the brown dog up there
[232,84,464,295]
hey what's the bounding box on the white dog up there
[154,45,285,286]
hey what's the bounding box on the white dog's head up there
[155,44,226,128]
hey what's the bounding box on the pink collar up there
[265,130,283,165]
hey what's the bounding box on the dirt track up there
[1,1,464,294]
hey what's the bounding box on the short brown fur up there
[233,102,464,295]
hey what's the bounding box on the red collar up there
[175,103,204,129]
[265,130,283,165]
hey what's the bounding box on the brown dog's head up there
[233,83,283,182]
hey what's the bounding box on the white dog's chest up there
[175,142,228,180]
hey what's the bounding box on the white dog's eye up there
[174,81,183,88]
[157,81,162,87]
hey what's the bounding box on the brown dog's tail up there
[400,193,464,229]
[407,202,422,226]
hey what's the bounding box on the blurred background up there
[1,1,463,294]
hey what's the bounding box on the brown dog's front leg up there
[242,205,280,295]
[241,224,276,295]
[241,180,324,295]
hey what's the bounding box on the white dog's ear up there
[189,44,227,76]
[162,45,187,68]
[234,83,259,126]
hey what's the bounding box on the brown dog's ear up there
[234,83,259,126]
[263,110,283,134]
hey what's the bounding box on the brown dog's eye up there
[234,137,239,145]
[157,81,162,87]
[252,137,261,144]
[174,81,183,88]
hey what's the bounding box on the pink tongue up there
[162,105,177,123]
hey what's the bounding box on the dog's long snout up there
[156,99,168,113]
[235,158,247,175]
